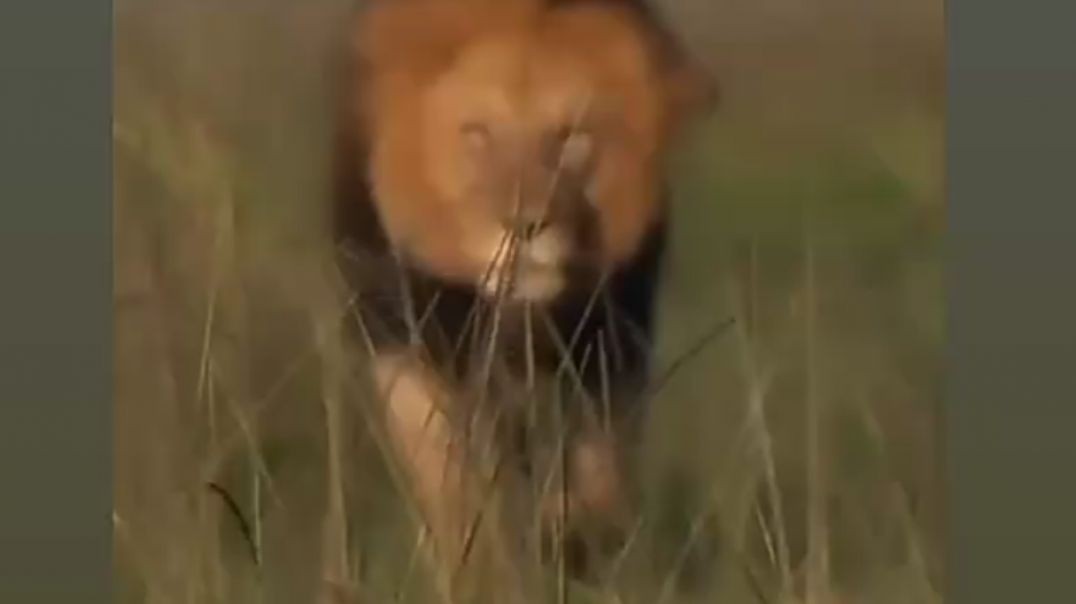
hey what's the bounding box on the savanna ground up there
[113,1,945,602]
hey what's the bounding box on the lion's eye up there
[461,121,492,150]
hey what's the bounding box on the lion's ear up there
[353,1,469,81]
[661,52,719,135]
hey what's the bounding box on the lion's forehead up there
[434,33,648,132]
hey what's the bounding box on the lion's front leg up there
[372,353,472,564]
[370,352,530,602]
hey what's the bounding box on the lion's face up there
[354,1,715,302]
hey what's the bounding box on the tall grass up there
[114,1,944,602]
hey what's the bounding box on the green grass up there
[114,1,944,602]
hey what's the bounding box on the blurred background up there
[113,0,944,602]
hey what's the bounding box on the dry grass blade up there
[206,482,261,567]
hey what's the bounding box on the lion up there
[330,0,716,594]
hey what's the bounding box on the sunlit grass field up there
[113,1,944,602]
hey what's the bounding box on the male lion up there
[331,0,715,594]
